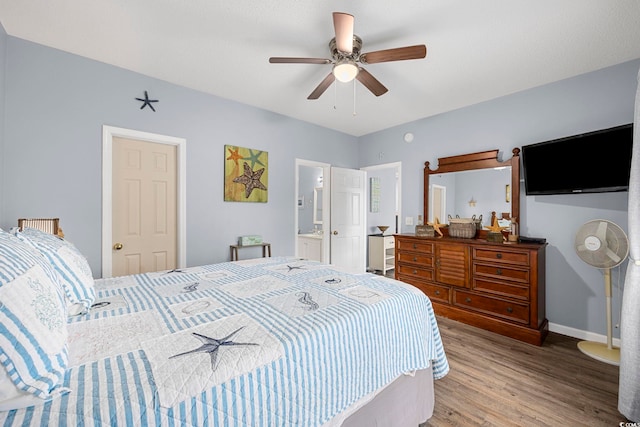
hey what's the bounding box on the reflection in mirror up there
[298,165,323,233]
[429,167,511,226]
[313,187,323,224]
[423,148,520,235]
[430,184,446,225]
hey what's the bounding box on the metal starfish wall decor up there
[135,91,159,111]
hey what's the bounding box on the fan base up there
[577,341,620,366]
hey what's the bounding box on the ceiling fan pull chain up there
[353,79,357,116]
[333,80,337,110]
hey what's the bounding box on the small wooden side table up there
[230,243,272,261]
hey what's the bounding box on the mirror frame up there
[423,148,521,233]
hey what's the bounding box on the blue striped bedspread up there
[1,257,449,426]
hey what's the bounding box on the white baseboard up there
[548,322,621,347]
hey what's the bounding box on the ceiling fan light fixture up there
[333,60,359,83]
[269,13,426,100]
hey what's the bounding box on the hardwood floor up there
[425,316,627,426]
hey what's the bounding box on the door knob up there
[333,231,338,235]
[113,243,123,250]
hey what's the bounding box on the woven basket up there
[448,220,477,238]
[472,214,483,230]
[415,224,435,237]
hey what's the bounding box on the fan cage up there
[575,220,629,269]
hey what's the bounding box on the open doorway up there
[295,159,330,263]
[361,162,402,275]
[295,159,368,273]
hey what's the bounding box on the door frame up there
[101,125,187,278]
[295,159,330,263]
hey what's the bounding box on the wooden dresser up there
[395,234,548,345]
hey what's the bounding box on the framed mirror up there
[313,186,323,224]
[424,148,520,232]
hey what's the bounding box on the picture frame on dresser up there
[396,148,548,346]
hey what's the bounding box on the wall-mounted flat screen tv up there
[522,123,634,195]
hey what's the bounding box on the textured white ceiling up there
[1,0,639,136]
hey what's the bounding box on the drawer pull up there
[435,290,441,296]
[506,307,513,313]
[496,268,502,275]
[413,269,418,275]
[413,243,417,249]
[413,257,418,262]
[465,297,472,303]
[496,253,502,259]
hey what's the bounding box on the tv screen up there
[522,123,634,195]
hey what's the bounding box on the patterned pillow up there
[15,227,96,315]
[0,229,69,408]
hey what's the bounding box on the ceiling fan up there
[269,12,427,100]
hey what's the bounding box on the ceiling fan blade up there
[333,12,354,54]
[361,45,427,64]
[356,68,388,97]
[307,73,336,100]
[269,57,332,64]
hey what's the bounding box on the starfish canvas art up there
[224,145,268,202]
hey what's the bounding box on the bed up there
[0,227,448,426]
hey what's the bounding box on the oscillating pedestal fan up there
[574,219,629,366]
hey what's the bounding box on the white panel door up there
[431,184,446,222]
[112,137,177,276]
[330,167,366,273]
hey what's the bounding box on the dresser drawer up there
[454,290,529,324]
[397,251,433,266]
[473,263,529,284]
[384,236,396,249]
[472,278,529,301]
[473,248,530,266]
[396,239,434,254]
[410,281,451,304]
[397,263,434,281]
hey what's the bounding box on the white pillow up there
[0,363,67,411]
[0,229,69,409]
[15,227,96,315]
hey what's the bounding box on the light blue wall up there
[359,58,640,339]
[1,29,639,340]
[0,37,358,276]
